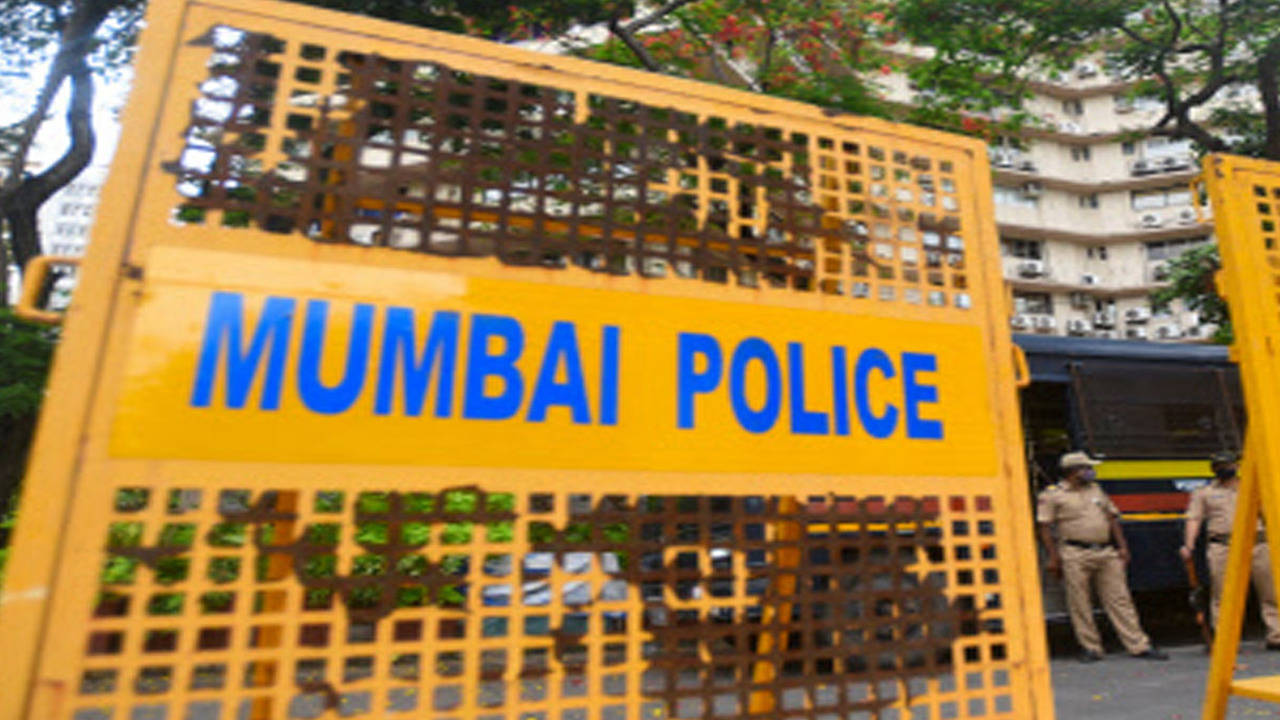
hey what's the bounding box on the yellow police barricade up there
[1201,154,1280,718]
[0,1,1052,717]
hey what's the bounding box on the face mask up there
[1215,466,1236,481]
[1079,469,1096,482]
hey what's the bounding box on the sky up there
[0,58,129,171]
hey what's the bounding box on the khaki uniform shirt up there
[1186,481,1264,537]
[1036,481,1118,544]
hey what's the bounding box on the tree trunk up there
[0,0,115,269]
[1259,41,1280,161]
[1,57,96,269]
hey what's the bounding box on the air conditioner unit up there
[1126,327,1149,340]
[1010,315,1032,331]
[1076,62,1099,78]
[1018,159,1039,173]
[1156,325,1183,339]
[1094,330,1117,340]
[1017,260,1046,277]
[1115,98,1135,114]
[1125,307,1151,323]
[1177,208,1198,225]
[1139,213,1164,228]
[1067,319,1092,335]
[1152,263,1170,281]
[1081,273,1101,286]
[1035,315,1057,331]
[1022,182,1043,198]
[1093,311,1116,327]
[1059,121,1083,134]
[1069,292,1091,309]
[1131,159,1155,176]
[993,151,1015,168]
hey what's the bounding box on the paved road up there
[1052,641,1280,719]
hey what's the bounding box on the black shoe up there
[1265,642,1280,651]
[1078,650,1103,663]
[1132,647,1169,660]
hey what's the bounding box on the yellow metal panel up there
[0,1,1052,719]
[1202,154,1280,718]
[1229,675,1280,703]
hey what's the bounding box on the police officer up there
[1038,451,1169,662]
[1181,451,1280,648]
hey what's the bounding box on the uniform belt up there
[1064,539,1114,550]
[1209,532,1266,544]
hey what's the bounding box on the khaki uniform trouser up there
[1207,540,1280,644]
[1060,545,1151,655]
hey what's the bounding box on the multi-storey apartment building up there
[38,164,110,258]
[879,64,1218,342]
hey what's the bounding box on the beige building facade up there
[879,62,1218,342]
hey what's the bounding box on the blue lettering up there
[854,348,898,439]
[527,322,590,423]
[788,342,829,435]
[190,292,295,410]
[599,326,620,426]
[831,346,850,436]
[676,333,722,429]
[374,308,459,417]
[297,300,374,414]
[730,338,782,434]
[463,314,525,420]
[902,352,944,439]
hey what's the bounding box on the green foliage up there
[589,0,893,118]
[1151,244,1232,343]
[0,309,56,421]
[293,0,630,38]
[893,0,1280,155]
[0,507,14,586]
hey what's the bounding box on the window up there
[1131,185,1193,210]
[1166,186,1192,206]
[1002,238,1043,259]
[1145,136,1193,158]
[1132,190,1166,210]
[1071,361,1243,458]
[1062,99,1084,115]
[991,135,1024,150]
[1013,292,1053,314]
[994,184,1039,207]
[1146,237,1210,261]
[1078,193,1099,209]
[1122,141,1136,156]
[1087,245,1109,261]
[1070,146,1092,162]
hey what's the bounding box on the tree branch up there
[1258,39,1280,159]
[0,0,116,268]
[623,0,699,33]
[608,17,660,72]
[758,23,777,92]
[2,56,73,194]
[3,54,96,267]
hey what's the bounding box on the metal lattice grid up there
[171,26,972,310]
[70,486,1013,720]
[0,2,1045,719]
